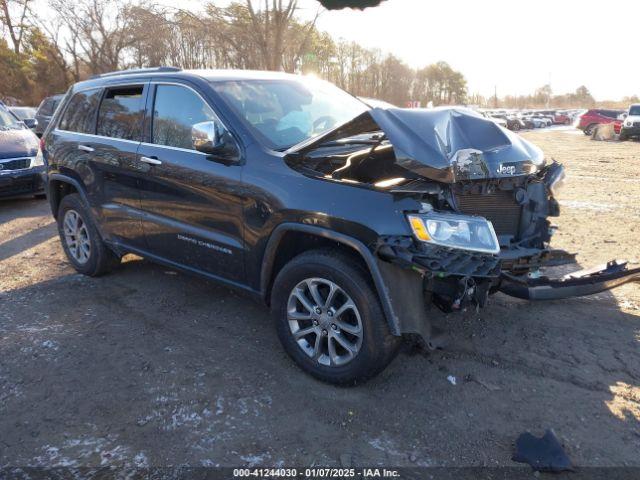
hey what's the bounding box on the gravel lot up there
[1,129,639,471]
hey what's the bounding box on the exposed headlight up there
[407,212,500,254]
[30,150,44,167]
[547,163,566,195]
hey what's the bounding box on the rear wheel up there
[271,249,401,385]
[584,123,597,136]
[57,193,120,276]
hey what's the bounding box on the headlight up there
[626,121,633,127]
[407,212,500,254]
[547,163,566,195]
[30,149,44,167]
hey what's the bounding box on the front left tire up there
[271,249,401,385]
[57,193,120,276]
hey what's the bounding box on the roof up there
[73,67,307,91]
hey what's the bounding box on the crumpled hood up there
[288,107,546,183]
[0,128,39,160]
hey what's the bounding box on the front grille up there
[633,122,640,127]
[0,158,31,170]
[455,189,522,236]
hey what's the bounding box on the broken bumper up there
[499,260,640,300]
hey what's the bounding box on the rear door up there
[89,84,149,248]
[136,82,245,282]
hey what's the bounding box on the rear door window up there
[59,89,102,134]
[151,84,217,150]
[97,86,145,141]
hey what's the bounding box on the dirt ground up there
[1,128,639,471]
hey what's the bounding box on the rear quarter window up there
[59,89,102,134]
[97,86,145,141]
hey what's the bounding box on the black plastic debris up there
[318,0,385,9]
[512,429,574,472]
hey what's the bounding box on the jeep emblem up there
[497,164,516,175]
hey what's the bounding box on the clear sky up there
[293,0,638,101]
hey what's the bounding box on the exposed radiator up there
[455,190,522,237]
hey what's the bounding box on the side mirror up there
[23,118,38,129]
[192,120,240,164]
[192,121,223,154]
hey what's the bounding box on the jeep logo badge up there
[496,164,516,175]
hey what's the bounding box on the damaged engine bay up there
[285,107,640,315]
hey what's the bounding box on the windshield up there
[211,78,369,150]
[629,106,640,116]
[0,108,24,131]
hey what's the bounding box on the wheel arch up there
[47,173,90,219]
[260,223,402,336]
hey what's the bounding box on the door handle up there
[78,145,94,152]
[140,156,162,165]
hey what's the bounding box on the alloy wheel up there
[287,277,363,367]
[63,209,91,264]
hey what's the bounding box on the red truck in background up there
[578,109,624,135]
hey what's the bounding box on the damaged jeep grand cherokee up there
[43,68,640,384]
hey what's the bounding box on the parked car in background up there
[479,110,508,128]
[491,113,525,131]
[522,114,546,128]
[518,115,536,129]
[577,109,625,136]
[553,111,572,125]
[34,94,64,137]
[619,104,640,141]
[9,106,38,131]
[0,103,45,199]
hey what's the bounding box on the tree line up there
[0,0,633,109]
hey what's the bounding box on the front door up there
[137,83,245,283]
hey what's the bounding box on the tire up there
[511,122,520,131]
[57,193,120,276]
[584,123,597,136]
[271,249,401,385]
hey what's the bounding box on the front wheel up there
[271,249,401,385]
[584,123,597,136]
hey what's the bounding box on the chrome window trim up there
[54,79,238,156]
[53,130,141,146]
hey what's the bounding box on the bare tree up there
[0,0,33,53]
[48,0,140,76]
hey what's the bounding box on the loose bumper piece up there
[499,260,640,300]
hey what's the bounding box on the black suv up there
[42,67,640,384]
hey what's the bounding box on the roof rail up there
[90,66,181,80]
